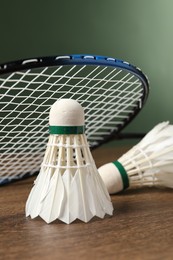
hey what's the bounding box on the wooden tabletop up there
[0,147,173,260]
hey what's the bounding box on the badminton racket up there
[0,54,149,185]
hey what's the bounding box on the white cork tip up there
[49,99,84,126]
[98,163,123,194]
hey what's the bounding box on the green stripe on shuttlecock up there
[49,125,85,135]
[113,160,129,190]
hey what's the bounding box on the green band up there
[49,125,85,135]
[112,161,129,190]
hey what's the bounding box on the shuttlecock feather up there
[98,122,173,194]
[26,99,113,223]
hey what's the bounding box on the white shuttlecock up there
[98,122,173,194]
[26,99,113,224]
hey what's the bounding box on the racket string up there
[0,60,148,183]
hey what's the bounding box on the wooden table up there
[0,147,173,260]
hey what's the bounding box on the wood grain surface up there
[0,147,173,260]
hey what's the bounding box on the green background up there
[1,0,173,143]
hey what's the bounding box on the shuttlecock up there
[26,99,113,223]
[98,122,173,194]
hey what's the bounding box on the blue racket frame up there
[0,54,149,185]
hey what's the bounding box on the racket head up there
[0,54,149,184]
